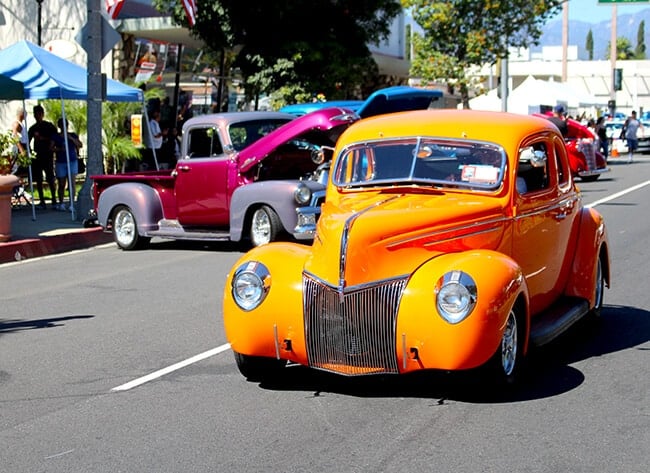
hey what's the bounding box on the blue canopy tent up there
[0,40,145,219]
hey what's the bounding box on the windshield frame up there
[331,136,507,192]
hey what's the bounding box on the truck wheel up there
[250,205,281,247]
[112,205,150,250]
[233,351,286,382]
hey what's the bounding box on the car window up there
[517,142,549,194]
[333,138,505,191]
[187,127,223,158]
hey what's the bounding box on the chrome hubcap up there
[594,258,603,309]
[251,209,271,245]
[115,210,136,246]
[501,310,518,376]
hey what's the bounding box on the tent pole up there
[22,99,36,220]
[60,99,75,220]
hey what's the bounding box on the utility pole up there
[78,0,103,222]
[610,5,618,116]
[36,0,44,46]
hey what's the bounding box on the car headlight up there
[294,184,312,205]
[435,271,477,324]
[231,261,271,311]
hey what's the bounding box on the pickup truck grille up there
[303,274,407,375]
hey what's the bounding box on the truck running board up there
[529,298,590,347]
[146,220,231,242]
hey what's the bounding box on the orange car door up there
[511,137,579,314]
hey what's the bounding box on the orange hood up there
[304,190,509,287]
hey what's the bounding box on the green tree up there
[586,29,594,61]
[607,37,635,60]
[153,0,401,105]
[402,0,563,108]
[635,20,646,59]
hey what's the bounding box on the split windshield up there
[332,138,505,191]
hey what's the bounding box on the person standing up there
[595,116,608,160]
[624,110,643,163]
[11,107,29,165]
[547,104,569,138]
[52,119,82,211]
[145,109,166,170]
[28,105,57,209]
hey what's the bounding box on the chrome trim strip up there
[273,324,280,360]
[304,270,410,295]
[339,195,402,289]
[386,216,507,249]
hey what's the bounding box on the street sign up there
[598,1,649,3]
[77,16,121,59]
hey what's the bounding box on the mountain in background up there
[535,8,650,60]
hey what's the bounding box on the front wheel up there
[112,205,150,250]
[486,305,526,386]
[249,205,282,247]
[580,174,600,182]
[234,351,287,382]
[589,255,605,318]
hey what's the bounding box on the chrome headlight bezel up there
[435,271,477,324]
[294,184,312,205]
[231,261,271,311]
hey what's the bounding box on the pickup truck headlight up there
[231,261,271,311]
[294,184,312,205]
[435,271,477,324]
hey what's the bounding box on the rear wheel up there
[249,205,282,247]
[112,205,150,250]
[234,351,287,382]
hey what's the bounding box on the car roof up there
[181,111,295,133]
[279,100,364,117]
[338,109,559,152]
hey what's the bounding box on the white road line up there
[585,179,650,208]
[111,343,232,392]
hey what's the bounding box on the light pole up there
[36,0,44,46]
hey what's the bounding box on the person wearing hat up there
[547,104,569,138]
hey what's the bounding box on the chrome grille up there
[303,274,407,375]
[579,141,597,171]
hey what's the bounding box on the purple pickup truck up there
[92,86,443,250]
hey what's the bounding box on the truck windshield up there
[332,138,505,191]
[229,119,294,151]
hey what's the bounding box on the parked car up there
[604,119,650,155]
[92,86,442,250]
[279,100,364,117]
[223,109,610,386]
[564,118,609,181]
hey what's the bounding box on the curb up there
[0,227,113,264]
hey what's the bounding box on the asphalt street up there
[0,158,648,472]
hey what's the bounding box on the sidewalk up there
[0,202,113,264]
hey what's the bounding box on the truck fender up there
[97,182,164,234]
[565,207,610,305]
[229,180,324,241]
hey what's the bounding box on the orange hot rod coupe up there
[223,109,610,386]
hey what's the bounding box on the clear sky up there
[553,0,650,23]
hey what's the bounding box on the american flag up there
[182,0,197,27]
[105,0,125,20]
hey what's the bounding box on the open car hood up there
[237,86,444,173]
[355,86,443,119]
[237,107,357,172]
